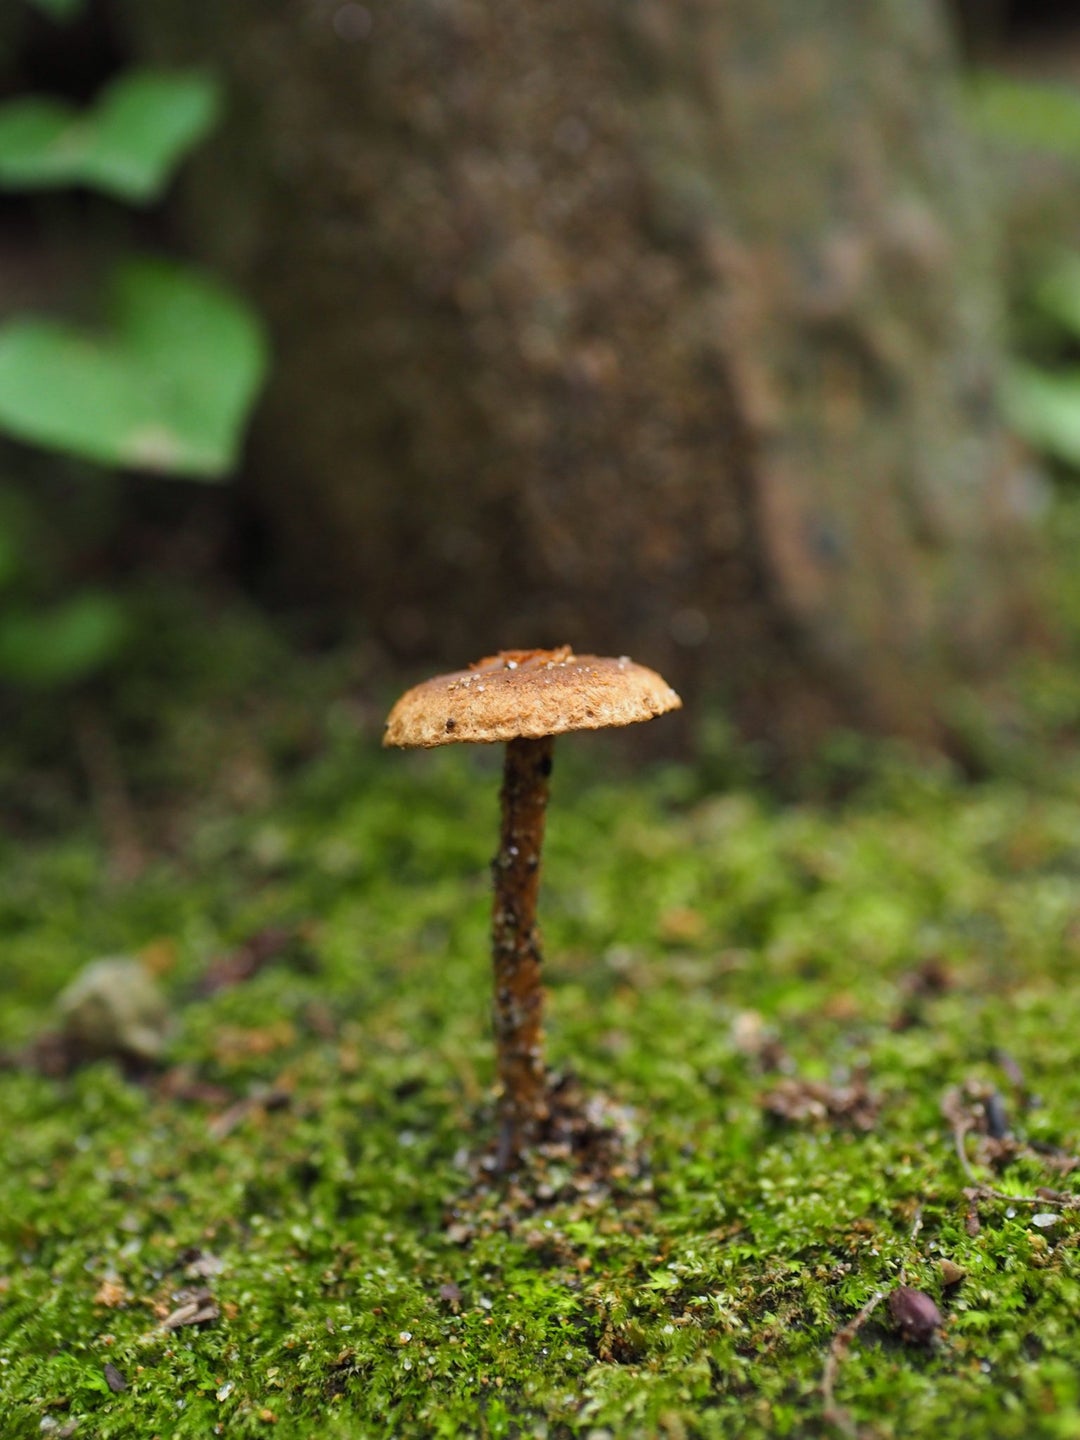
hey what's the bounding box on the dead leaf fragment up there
[212,1021,296,1065]
[657,907,706,945]
[761,1073,879,1130]
[196,926,310,998]
[160,1286,220,1331]
[891,957,952,1030]
[93,1278,127,1308]
[207,1085,293,1140]
[732,1011,789,1071]
[183,1251,226,1280]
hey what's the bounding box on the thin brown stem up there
[950,1115,1079,1209]
[822,1289,887,1438]
[491,734,553,1165]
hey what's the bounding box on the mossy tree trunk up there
[122,0,1042,756]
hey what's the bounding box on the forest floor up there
[5,516,1080,1438]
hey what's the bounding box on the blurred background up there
[3,0,1080,827]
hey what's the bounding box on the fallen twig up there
[822,1203,936,1435]
[822,1288,887,1438]
[943,1088,1080,1210]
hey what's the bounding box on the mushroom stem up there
[492,733,554,1163]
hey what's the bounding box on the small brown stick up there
[901,1204,923,1276]
[822,1288,887,1438]
[822,1204,927,1435]
[949,1112,1080,1209]
[492,734,553,1166]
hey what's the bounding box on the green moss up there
[5,595,1080,1436]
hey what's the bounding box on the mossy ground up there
[5,543,1080,1438]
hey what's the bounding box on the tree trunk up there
[121,0,1043,757]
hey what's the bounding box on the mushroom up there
[383,646,681,1165]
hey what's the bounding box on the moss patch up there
[4,609,1080,1436]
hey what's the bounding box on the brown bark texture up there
[121,0,1043,755]
[491,734,553,1161]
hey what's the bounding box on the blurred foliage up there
[1002,254,1080,471]
[23,0,85,19]
[968,75,1080,476]
[0,70,221,204]
[0,64,265,482]
[967,71,1080,161]
[0,484,126,689]
[1005,361,1080,470]
[0,33,266,693]
[0,259,268,479]
[0,590,125,688]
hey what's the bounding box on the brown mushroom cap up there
[383,646,682,748]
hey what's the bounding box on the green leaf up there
[967,72,1080,160]
[1032,252,1080,340]
[0,258,269,479]
[0,70,221,203]
[24,0,85,19]
[1003,361,1080,469]
[0,591,126,687]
